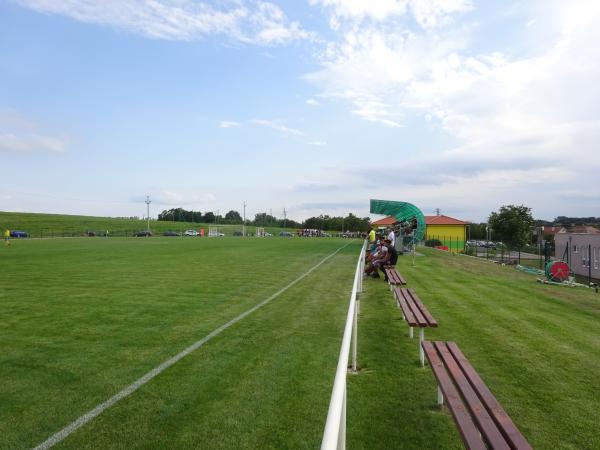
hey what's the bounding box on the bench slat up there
[402,289,428,327]
[385,266,406,285]
[422,341,487,450]
[407,289,438,327]
[434,342,510,450]
[394,287,419,326]
[447,342,533,450]
[388,269,400,284]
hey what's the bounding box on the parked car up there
[279,231,293,237]
[134,230,153,237]
[163,230,180,236]
[264,232,273,237]
[184,230,199,236]
[233,231,243,236]
[10,230,28,238]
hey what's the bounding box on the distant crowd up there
[297,229,329,237]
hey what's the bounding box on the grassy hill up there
[0,211,302,237]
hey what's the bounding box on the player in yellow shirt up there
[368,227,376,252]
[4,228,10,246]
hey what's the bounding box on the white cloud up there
[307,0,600,183]
[309,0,408,26]
[306,98,320,106]
[0,133,68,153]
[219,120,241,128]
[306,140,327,146]
[301,0,600,220]
[252,119,304,136]
[0,110,69,153]
[141,191,216,206]
[408,0,473,29]
[309,0,471,29]
[304,27,426,126]
[14,0,312,45]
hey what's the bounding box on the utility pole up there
[283,208,287,229]
[243,201,247,237]
[145,195,151,233]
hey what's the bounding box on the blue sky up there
[1,0,600,223]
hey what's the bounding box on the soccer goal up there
[208,226,220,237]
[256,227,265,237]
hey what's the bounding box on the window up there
[582,247,590,268]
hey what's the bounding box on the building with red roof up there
[370,216,398,229]
[424,214,468,252]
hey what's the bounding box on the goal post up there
[256,227,265,237]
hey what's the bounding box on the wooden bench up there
[421,341,532,450]
[384,266,406,290]
[393,287,437,366]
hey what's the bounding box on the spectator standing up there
[368,227,376,252]
[387,228,396,248]
[383,241,398,282]
[4,228,10,247]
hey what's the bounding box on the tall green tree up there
[469,223,487,240]
[224,210,243,224]
[488,205,534,247]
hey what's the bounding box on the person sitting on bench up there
[364,244,388,278]
[381,239,398,281]
[367,239,398,279]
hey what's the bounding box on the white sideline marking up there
[33,242,353,450]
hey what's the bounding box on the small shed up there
[425,215,468,252]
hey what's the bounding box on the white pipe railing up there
[321,240,367,450]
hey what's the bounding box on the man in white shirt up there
[387,228,396,248]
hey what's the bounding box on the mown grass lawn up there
[349,247,600,450]
[0,237,361,449]
[3,239,599,449]
[0,211,310,238]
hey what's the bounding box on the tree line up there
[157,208,371,231]
[468,208,600,246]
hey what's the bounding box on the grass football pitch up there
[1,238,599,449]
[1,237,361,449]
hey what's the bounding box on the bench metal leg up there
[437,385,444,406]
[409,326,413,338]
[419,328,425,367]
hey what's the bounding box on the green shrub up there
[425,239,442,247]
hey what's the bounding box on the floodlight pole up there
[243,201,247,237]
[145,195,151,233]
